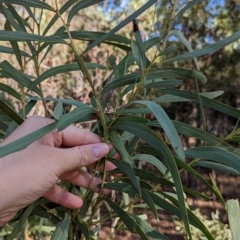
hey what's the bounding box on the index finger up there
[57,125,103,147]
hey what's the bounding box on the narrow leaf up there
[103,197,136,231]
[28,62,105,92]
[101,67,207,97]
[27,96,87,108]
[226,199,240,240]
[132,154,167,175]
[157,89,240,118]
[148,120,230,147]
[142,189,158,220]
[175,0,203,20]
[51,214,70,240]
[84,0,157,52]
[168,30,199,70]
[0,121,59,158]
[8,201,39,240]
[198,161,240,175]
[0,98,24,124]
[111,122,191,237]
[57,106,96,131]
[133,100,185,161]
[147,191,214,240]
[0,31,66,44]
[109,131,134,165]
[186,146,240,172]
[166,29,240,63]
[108,158,141,196]
[132,215,168,240]
[0,82,21,100]
[78,222,90,240]
[68,0,104,23]
[144,79,182,89]
[0,60,41,95]
[54,102,63,121]
[0,45,30,57]
[0,0,55,11]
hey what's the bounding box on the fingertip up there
[92,143,109,158]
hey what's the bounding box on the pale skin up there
[0,115,112,226]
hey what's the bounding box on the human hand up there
[0,115,111,226]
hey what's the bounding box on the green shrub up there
[0,0,240,239]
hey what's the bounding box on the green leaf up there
[0,111,11,122]
[174,157,225,205]
[51,214,70,240]
[4,100,37,139]
[80,191,94,218]
[0,0,55,11]
[166,28,240,63]
[133,19,148,69]
[0,121,8,132]
[157,89,240,118]
[59,31,130,44]
[132,215,168,240]
[148,120,230,147]
[168,30,199,70]
[103,197,136,232]
[198,161,240,175]
[6,3,30,31]
[134,168,210,200]
[131,40,145,71]
[54,102,63,121]
[101,67,207,97]
[159,45,176,56]
[0,60,41,96]
[134,224,149,240]
[68,0,104,23]
[0,82,21,100]
[147,191,214,240]
[8,201,39,240]
[117,108,151,115]
[186,146,240,172]
[29,26,66,63]
[0,30,66,43]
[107,158,141,196]
[175,0,203,20]
[27,96,87,108]
[78,222,90,240]
[132,154,167,175]
[112,37,160,83]
[142,190,158,221]
[57,106,96,131]
[226,199,240,240]
[3,19,23,68]
[27,62,105,92]
[133,101,185,161]
[0,45,30,57]
[109,131,134,165]
[110,122,191,238]
[0,4,23,32]
[84,0,158,52]
[0,121,59,158]
[110,115,149,125]
[144,79,182,89]
[0,98,24,124]
[103,182,138,195]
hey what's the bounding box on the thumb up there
[53,143,109,174]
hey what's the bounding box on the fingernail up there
[93,143,109,158]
